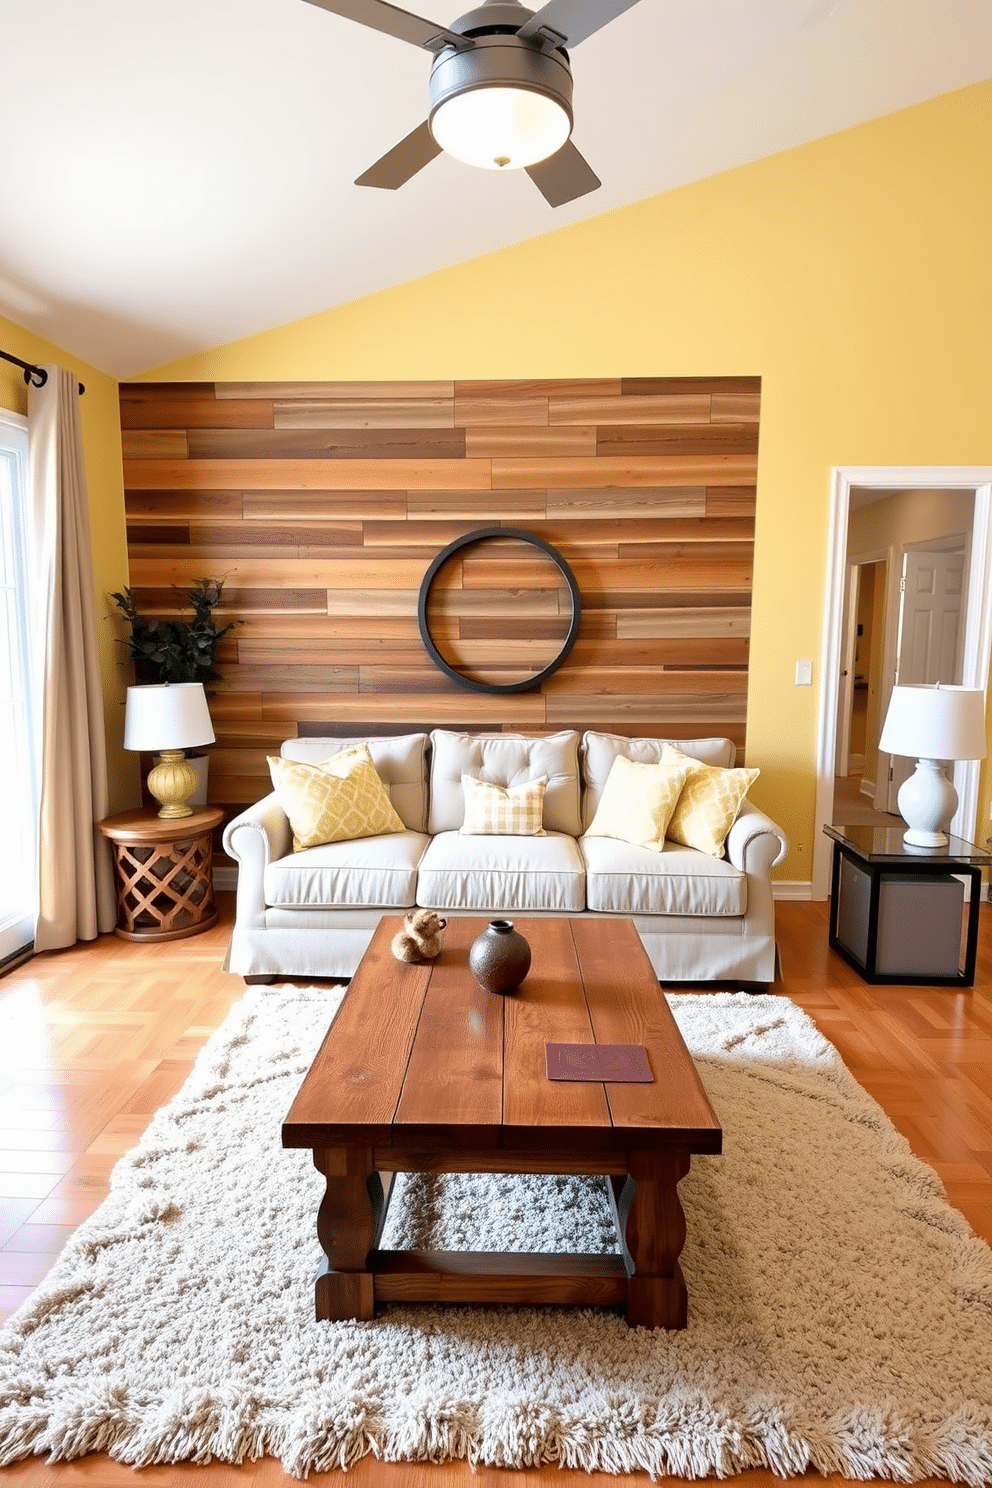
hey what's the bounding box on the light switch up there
[795,659,813,686]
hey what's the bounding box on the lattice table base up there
[100,807,223,943]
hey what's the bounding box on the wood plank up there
[187,428,466,460]
[546,668,749,696]
[188,521,364,547]
[394,925,504,1134]
[126,584,328,614]
[616,608,752,639]
[546,487,706,518]
[119,388,274,430]
[570,558,753,592]
[549,394,711,425]
[454,377,621,400]
[124,489,244,518]
[128,557,427,589]
[454,395,548,425]
[121,431,189,459]
[216,380,455,400]
[406,489,547,519]
[711,393,761,422]
[274,397,455,429]
[621,375,761,395]
[243,490,408,519]
[501,919,610,1140]
[597,424,759,456]
[464,426,596,458]
[545,692,748,723]
[123,459,492,491]
[260,692,548,725]
[282,921,430,1145]
[494,455,757,489]
[706,485,757,516]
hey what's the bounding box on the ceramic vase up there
[468,919,531,995]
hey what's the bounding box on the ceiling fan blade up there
[517,0,641,48]
[525,141,600,207]
[301,0,470,53]
[355,120,443,189]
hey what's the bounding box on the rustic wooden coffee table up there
[283,916,722,1329]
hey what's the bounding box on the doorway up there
[813,467,992,901]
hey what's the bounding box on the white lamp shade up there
[430,86,571,170]
[123,683,215,752]
[878,684,987,761]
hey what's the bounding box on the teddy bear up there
[391,908,447,963]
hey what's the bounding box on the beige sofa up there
[222,729,788,987]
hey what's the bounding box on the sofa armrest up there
[223,792,292,925]
[725,800,789,876]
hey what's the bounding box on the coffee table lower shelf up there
[311,1152,693,1330]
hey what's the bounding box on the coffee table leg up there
[312,1146,380,1322]
[620,1150,692,1329]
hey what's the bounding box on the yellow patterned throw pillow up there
[662,744,760,859]
[268,744,405,851]
[460,774,548,836]
[585,754,694,853]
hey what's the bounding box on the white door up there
[884,542,966,811]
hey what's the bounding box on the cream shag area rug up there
[2,987,991,1482]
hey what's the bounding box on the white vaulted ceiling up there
[0,0,989,378]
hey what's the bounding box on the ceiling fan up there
[301,0,642,206]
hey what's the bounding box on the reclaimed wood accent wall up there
[119,376,759,817]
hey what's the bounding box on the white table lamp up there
[877,683,987,848]
[123,683,216,819]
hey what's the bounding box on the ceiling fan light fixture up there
[430,84,571,169]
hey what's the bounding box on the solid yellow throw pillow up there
[662,744,760,859]
[585,754,693,853]
[268,744,405,851]
[460,774,548,836]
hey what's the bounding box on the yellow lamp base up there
[146,749,198,819]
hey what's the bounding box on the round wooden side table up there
[98,806,224,943]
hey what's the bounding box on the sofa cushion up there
[580,834,747,917]
[460,773,548,836]
[417,830,586,913]
[581,731,737,830]
[280,734,429,832]
[263,829,429,909]
[585,754,694,852]
[268,747,405,851]
[662,744,760,859]
[429,730,581,836]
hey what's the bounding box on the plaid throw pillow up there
[459,774,548,836]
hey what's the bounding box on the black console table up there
[824,824,990,988]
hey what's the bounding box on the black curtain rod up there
[0,348,85,395]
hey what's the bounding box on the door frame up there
[812,466,992,901]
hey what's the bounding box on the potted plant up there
[111,577,237,804]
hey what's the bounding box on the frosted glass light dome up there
[430,85,571,169]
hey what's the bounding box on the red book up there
[545,1043,653,1083]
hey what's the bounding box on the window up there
[0,407,37,965]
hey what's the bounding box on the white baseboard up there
[859,778,876,800]
[772,881,814,900]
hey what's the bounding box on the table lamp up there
[123,683,215,819]
[877,683,987,848]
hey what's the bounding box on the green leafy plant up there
[111,577,237,687]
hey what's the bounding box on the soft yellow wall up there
[1,315,138,811]
[138,79,992,873]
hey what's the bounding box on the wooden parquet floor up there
[1,893,990,1488]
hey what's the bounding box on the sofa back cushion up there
[580,731,737,832]
[428,730,582,836]
[280,734,429,832]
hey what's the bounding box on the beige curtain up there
[28,366,116,950]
